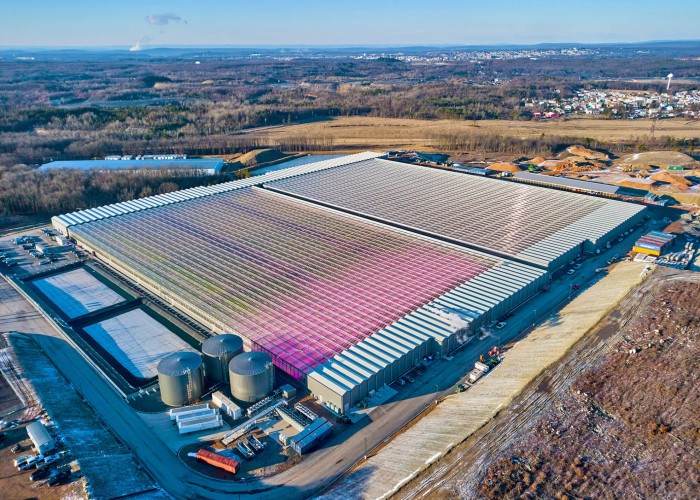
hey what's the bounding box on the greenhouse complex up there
[52,152,645,413]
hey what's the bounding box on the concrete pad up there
[138,410,231,454]
[347,385,398,423]
[33,267,125,319]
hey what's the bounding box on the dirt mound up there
[487,162,521,173]
[566,145,609,160]
[236,149,288,167]
[618,180,657,190]
[649,171,693,190]
[529,156,548,165]
[619,151,696,170]
[538,160,561,171]
[547,156,608,174]
[223,149,293,171]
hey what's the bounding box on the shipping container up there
[195,449,239,474]
[634,241,663,251]
[211,391,242,420]
[169,403,210,420]
[290,419,333,455]
[648,231,675,241]
[468,369,484,383]
[633,246,661,257]
[474,361,490,373]
[176,408,218,424]
[177,414,223,434]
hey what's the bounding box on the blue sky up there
[1,0,698,48]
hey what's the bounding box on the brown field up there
[396,269,700,499]
[239,116,700,152]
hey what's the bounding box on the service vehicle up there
[42,454,62,467]
[19,455,45,471]
[13,455,32,468]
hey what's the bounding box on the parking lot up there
[0,229,84,278]
[0,424,81,500]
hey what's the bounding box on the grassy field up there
[239,116,700,152]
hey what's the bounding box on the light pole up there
[533,308,537,329]
[435,384,439,405]
[364,437,367,460]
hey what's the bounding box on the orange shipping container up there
[196,449,239,474]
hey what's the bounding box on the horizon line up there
[1,39,699,51]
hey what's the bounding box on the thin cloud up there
[146,13,185,26]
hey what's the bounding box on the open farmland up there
[238,116,700,152]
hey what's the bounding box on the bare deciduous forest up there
[1,45,699,224]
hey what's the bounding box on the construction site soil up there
[0,372,21,415]
[397,268,699,499]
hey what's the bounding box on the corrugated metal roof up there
[51,152,383,229]
[26,422,53,448]
[513,171,620,194]
[39,158,225,172]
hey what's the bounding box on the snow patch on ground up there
[9,333,157,500]
[34,268,125,319]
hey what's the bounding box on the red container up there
[196,449,239,474]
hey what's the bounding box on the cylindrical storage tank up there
[202,334,244,386]
[229,351,275,403]
[157,351,204,407]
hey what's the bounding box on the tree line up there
[0,165,227,219]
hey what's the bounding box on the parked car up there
[404,375,415,384]
[19,455,44,470]
[47,467,71,487]
[567,269,575,275]
[495,321,507,329]
[42,454,62,467]
[13,455,33,468]
[11,443,23,453]
[30,466,53,482]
